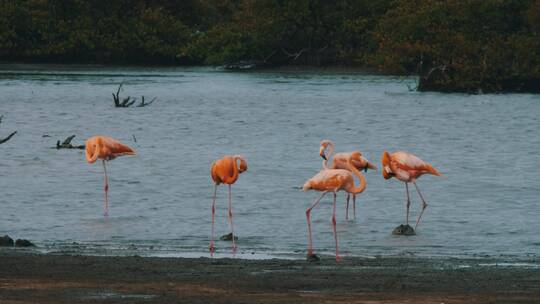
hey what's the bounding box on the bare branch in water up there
[112,84,155,108]
[137,96,157,107]
[61,135,76,146]
[0,131,17,144]
[112,83,124,107]
[0,115,17,145]
[56,135,85,149]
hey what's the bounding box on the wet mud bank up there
[0,251,539,303]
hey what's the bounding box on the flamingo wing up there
[392,151,440,176]
[211,156,238,184]
[305,169,351,191]
[332,152,350,170]
[102,136,136,157]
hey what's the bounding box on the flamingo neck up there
[323,142,335,169]
[347,156,366,194]
[86,142,101,164]
[232,156,240,180]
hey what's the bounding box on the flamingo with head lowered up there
[381,150,441,229]
[303,152,366,262]
[209,155,248,255]
[85,136,136,216]
[319,140,377,220]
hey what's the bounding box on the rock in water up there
[15,239,35,247]
[0,235,14,246]
[392,224,416,236]
[219,233,238,241]
[306,253,320,263]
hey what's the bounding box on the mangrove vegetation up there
[1,0,539,92]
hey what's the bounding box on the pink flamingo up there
[319,140,377,220]
[302,152,366,262]
[381,151,441,229]
[85,136,136,216]
[209,155,248,255]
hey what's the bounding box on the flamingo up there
[85,136,136,216]
[302,152,366,262]
[319,140,377,220]
[209,155,248,255]
[381,151,441,229]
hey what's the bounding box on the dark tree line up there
[1,0,539,92]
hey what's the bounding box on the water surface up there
[1,64,539,260]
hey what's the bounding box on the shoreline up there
[1,250,539,303]
[0,62,385,74]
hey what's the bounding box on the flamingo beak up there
[319,147,327,160]
[361,156,378,171]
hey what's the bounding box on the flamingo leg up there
[209,184,217,255]
[332,192,341,262]
[352,194,357,220]
[345,194,350,220]
[102,160,109,217]
[228,184,237,254]
[405,182,411,225]
[413,182,428,229]
[306,191,327,257]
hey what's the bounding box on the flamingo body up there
[85,136,135,216]
[210,155,247,185]
[85,136,135,163]
[209,155,247,255]
[302,169,360,193]
[382,151,440,182]
[319,140,376,220]
[381,150,441,229]
[303,152,366,262]
[332,152,377,172]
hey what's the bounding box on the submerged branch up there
[112,84,156,108]
[0,131,17,144]
[0,115,17,145]
[56,135,85,149]
[137,96,156,107]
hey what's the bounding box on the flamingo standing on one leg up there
[209,155,248,255]
[303,152,366,262]
[85,136,136,216]
[319,140,377,220]
[381,151,441,229]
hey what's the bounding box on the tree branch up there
[0,115,17,144]
[281,47,311,61]
[56,135,84,149]
[112,84,155,108]
[0,131,17,144]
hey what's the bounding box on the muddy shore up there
[0,250,539,303]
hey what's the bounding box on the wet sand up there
[1,250,539,304]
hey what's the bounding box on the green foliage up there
[0,0,202,62]
[371,0,540,92]
[0,0,538,92]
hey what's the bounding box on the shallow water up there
[0,64,539,260]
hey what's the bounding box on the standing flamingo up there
[302,152,366,262]
[381,151,441,229]
[209,155,248,255]
[85,136,136,216]
[319,140,377,220]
